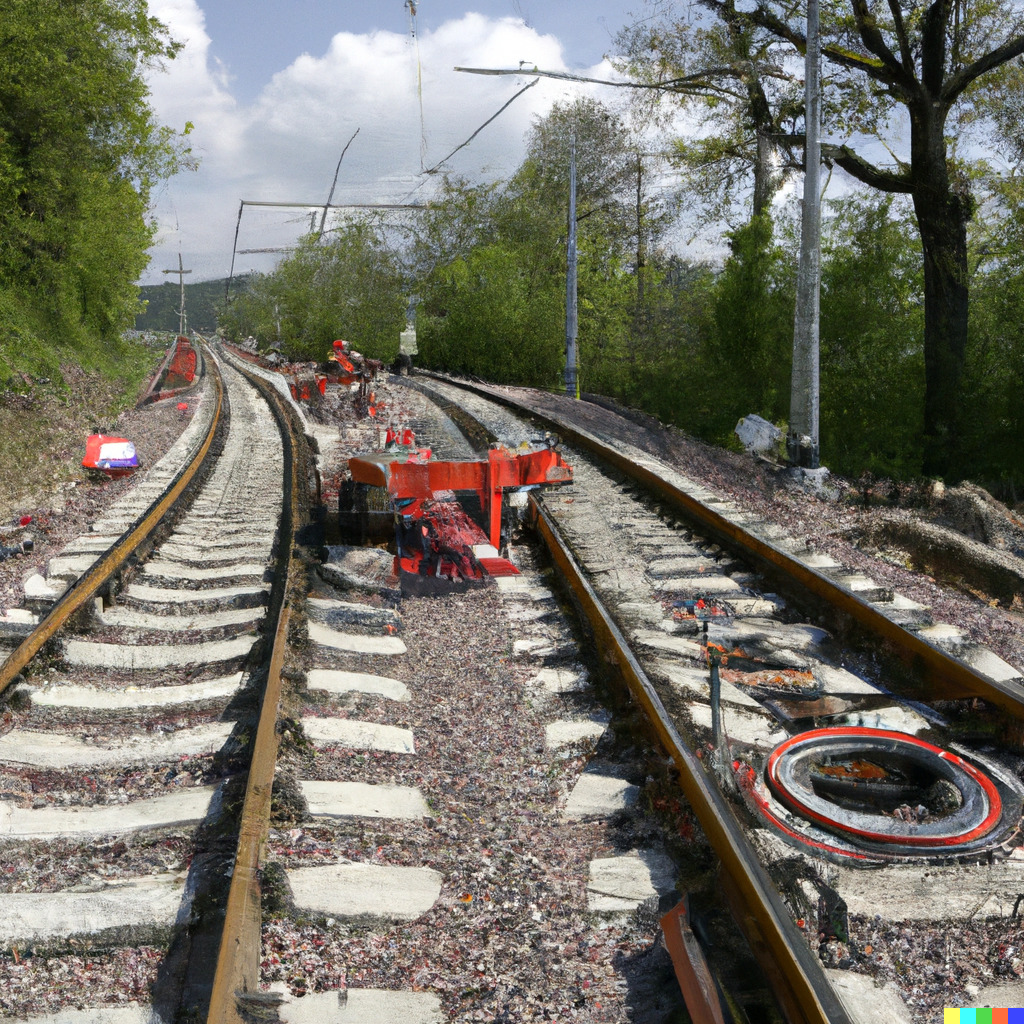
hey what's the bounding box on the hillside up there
[135,278,233,334]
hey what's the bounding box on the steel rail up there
[204,349,305,1023]
[528,495,852,1024]
[423,374,1024,717]
[0,347,223,698]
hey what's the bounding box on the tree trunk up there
[910,107,971,479]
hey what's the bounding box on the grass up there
[0,336,167,522]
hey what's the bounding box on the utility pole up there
[162,253,192,336]
[787,0,821,469]
[565,133,579,400]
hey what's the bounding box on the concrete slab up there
[46,553,100,580]
[304,717,415,754]
[123,582,269,606]
[655,660,763,709]
[632,630,704,659]
[828,705,932,735]
[159,537,275,559]
[832,856,1024,920]
[0,872,189,943]
[140,561,266,582]
[300,780,430,819]
[275,987,443,1024]
[647,556,715,578]
[286,862,442,921]
[916,623,966,643]
[507,605,556,624]
[60,534,123,554]
[587,849,677,914]
[493,578,556,601]
[0,785,220,837]
[653,575,743,595]
[564,772,639,818]
[730,596,786,616]
[973,981,1024,1010]
[958,645,1023,684]
[617,600,668,626]
[0,608,39,634]
[513,638,573,659]
[795,552,843,569]
[98,606,263,632]
[689,701,783,749]
[307,669,410,702]
[24,573,66,601]
[308,597,401,630]
[544,718,608,750]
[19,1006,164,1024]
[63,635,254,671]
[721,618,830,651]
[31,673,243,709]
[531,667,588,694]
[830,572,884,593]
[308,621,407,656]
[173,523,277,541]
[823,969,912,1024]
[0,721,233,768]
[815,664,883,696]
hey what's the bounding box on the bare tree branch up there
[821,142,913,192]
[943,33,1024,103]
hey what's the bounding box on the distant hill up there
[135,278,234,334]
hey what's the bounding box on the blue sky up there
[142,0,652,287]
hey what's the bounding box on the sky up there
[142,0,652,288]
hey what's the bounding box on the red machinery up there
[164,336,197,388]
[345,439,572,592]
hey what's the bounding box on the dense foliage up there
[218,223,407,362]
[615,0,1024,478]
[0,0,186,385]
[219,91,1024,499]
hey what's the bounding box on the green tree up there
[220,220,406,362]
[959,172,1024,496]
[701,213,795,442]
[0,0,188,374]
[414,99,654,394]
[819,194,925,477]
[615,0,805,224]
[643,0,1024,477]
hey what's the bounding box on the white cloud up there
[142,4,624,285]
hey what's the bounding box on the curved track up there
[0,345,301,1022]
[411,372,1024,1024]
[3,357,1021,1023]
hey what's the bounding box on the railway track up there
[410,373,1024,1023]
[1,350,1022,1022]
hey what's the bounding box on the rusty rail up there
[528,495,853,1024]
[421,373,1024,718]
[204,348,306,1023]
[0,347,224,698]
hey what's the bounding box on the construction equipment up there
[343,435,572,594]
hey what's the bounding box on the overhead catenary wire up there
[317,128,361,239]
[422,77,539,177]
[225,200,428,300]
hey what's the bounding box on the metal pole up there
[787,0,821,469]
[162,254,192,336]
[709,655,722,752]
[565,134,579,399]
